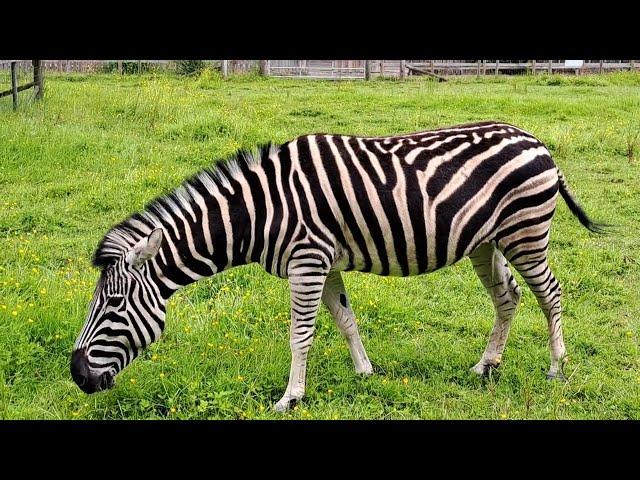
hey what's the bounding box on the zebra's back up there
[285,121,559,276]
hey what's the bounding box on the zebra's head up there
[71,228,166,393]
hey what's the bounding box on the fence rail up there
[1,60,639,81]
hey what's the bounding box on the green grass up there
[1,70,639,419]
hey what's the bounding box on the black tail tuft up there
[557,169,611,234]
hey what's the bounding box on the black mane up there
[92,142,275,269]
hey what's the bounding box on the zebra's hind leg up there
[322,271,373,375]
[274,257,328,412]
[508,250,567,381]
[469,243,522,377]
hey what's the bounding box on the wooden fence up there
[267,60,639,79]
[2,60,639,82]
[0,60,43,109]
[0,60,174,73]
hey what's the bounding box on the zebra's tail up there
[556,168,609,234]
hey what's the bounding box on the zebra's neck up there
[94,146,275,299]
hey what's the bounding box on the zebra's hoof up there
[471,362,497,377]
[546,371,567,382]
[273,396,299,412]
[355,363,374,376]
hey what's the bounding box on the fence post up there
[259,60,268,76]
[548,60,552,74]
[118,60,123,74]
[495,60,499,75]
[631,60,635,71]
[364,60,370,80]
[477,60,481,77]
[531,59,536,75]
[10,61,18,111]
[379,60,385,77]
[33,60,43,100]
[222,60,228,78]
[399,60,406,79]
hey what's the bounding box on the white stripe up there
[342,136,397,274]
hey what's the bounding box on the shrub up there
[176,60,205,76]
[101,61,152,74]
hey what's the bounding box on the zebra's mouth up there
[71,349,116,394]
[97,371,115,391]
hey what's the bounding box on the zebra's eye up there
[107,295,125,308]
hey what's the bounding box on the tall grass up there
[0,72,639,419]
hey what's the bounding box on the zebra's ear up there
[126,228,164,268]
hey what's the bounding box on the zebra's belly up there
[333,226,468,277]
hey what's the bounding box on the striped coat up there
[72,121,603,411]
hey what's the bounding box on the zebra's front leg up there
[274,261,328,412]
[322,270,373,375]
[469,243,522,376]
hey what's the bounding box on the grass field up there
[1,70,639,419]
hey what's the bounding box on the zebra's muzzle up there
[70,349,115,394]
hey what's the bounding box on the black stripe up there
[317,135,370,271]
[351,138,409,276]
[335,136,389,275]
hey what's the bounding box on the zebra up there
[71,120,605,412]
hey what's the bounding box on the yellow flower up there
[402,377,409,385]
[55,334,61,340]
[500,413,507,419]
[151,354,158,361]
[159,373,165,379]
[130,378,136,384]
[259,405,265,412]
[27,318,33,324]
[28,303,34,308]
[40,288,47,295]
[626,331,633,337]
[11,311,17,316]
[72,411,79,417]
[237,375,244,381]
[170,407,176,413]
[327,389,333,395]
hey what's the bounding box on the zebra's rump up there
[289,121,559,276]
